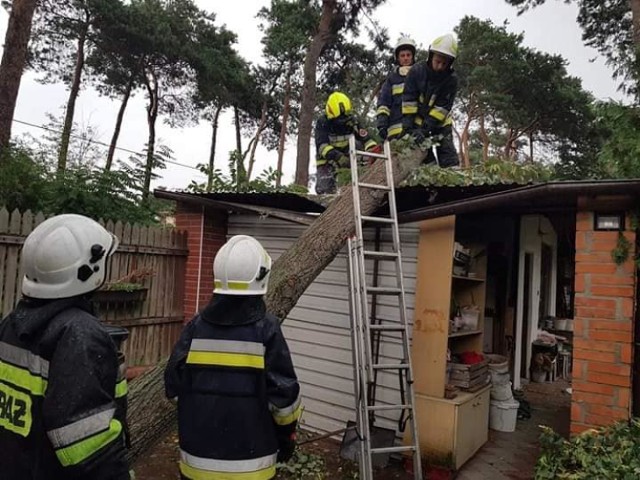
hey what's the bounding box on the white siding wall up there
[227,214,420,435]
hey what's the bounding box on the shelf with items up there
[406,215,490,471]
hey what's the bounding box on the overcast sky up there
[0,0,625,191]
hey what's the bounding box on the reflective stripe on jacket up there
[165,295,301,480]
[402,61,458,133]
[0,298,129,480]
[377,66,411,138]
[314,115,378,166]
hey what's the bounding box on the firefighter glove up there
[277,432,297,463]
[378,126,388,140]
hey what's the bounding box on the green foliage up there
[276,450,326,479]
[593,103,640,178]
[536,420,640,479]
[0,145,168,224]
[103,282,146,292]
[611,232,632,265]
[404,158,553,187]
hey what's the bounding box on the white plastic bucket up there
[490,399,519,432]
[490,371,510,386]
[486,354,509,373]
[491,382,513,401]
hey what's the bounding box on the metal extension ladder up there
[346,136,423,480]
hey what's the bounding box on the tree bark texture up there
[58,14,89,173]
[294,0,337,187]
[632,0,640,46]
[234,105,242,154]
[125,145,427,462]
[106,75,135,171]
[276,61,293,187]
[0,0,38,151]
[247,100,268,180]
[143,69,159,201]
[207,106,223,191]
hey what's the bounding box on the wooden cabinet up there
[413,386,490,469]
[406,215,490,470]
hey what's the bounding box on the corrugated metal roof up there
[155,179,640,221]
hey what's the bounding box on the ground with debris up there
[133,381,570,480]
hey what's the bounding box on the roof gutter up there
[154,190,316,226]
[397,181,640,224]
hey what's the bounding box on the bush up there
[535,420,640,479]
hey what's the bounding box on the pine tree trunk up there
[125,145,426,463]
[247,101,268,181]
[479,114,490,163]
[106,76,135,171]
[276,61,293,187]
[294,0,337,187]
[207,106,223,191]
[234,105,242,154]
[58,16,89,173]
[143,69,159,202]
[0,0,38,152]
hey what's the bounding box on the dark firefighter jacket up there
[315,114,378,167]
[376,66,412,139]
[0,297,129,480]
[402,61,458,134]
[165,295,301,480]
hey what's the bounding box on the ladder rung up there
[355,150,387,159]
[373,363,410,370]
[369,324,405,331]
[363,250,398,260]
[366,286,401,295]
[367,404,412,412]
[371,445,416,455]
[358,182,391,191]
[361,215,394,225]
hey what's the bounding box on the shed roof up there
[154,179,640,224]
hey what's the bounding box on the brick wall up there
[571,210,637,434]
[175,203,228,322]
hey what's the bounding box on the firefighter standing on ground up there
[0,214,130,480]
[402,33,460,168]
[376,36,417,141]
[315,91,379,194]
[165,235,302,480]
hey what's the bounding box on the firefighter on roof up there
[402,33,460,168]
[376,36,417,141]
[165,235,302,480]
[315,91,379,194]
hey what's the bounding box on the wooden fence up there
[0,208,188,371]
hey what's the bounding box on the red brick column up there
[571,210,637,434]
[175,203,228,322]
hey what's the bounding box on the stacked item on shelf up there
[486,354,519,432]
[447,351,490,392]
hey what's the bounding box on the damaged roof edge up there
[154,189,316,226]
[397,180,640,224]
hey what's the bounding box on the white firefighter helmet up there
[21,214,119,299]
[394,36,416,60]
[429,33,459,60]
[213,235,272,296]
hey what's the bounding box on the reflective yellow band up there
[402,105,418,115]
[364,140,377,151]
[333,140,349,148]
[0,381,32,437]
[214,280,250,291]
[180,451,277,480]
[415,117,424,126]
[115,379,127,399]
[316,159,328,166]
[0,361,48,396]
[429,109,446,121]
[186,352,265,369]
[270,396,302,426]
[376,106,390,116]
[320,144,334,158]
[388,124,403,137]
[55,419,123,467]
[391,83,404,95]
[180,462,275,480]
[428,94,436,107]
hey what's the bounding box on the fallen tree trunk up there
[126,143,427,464]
